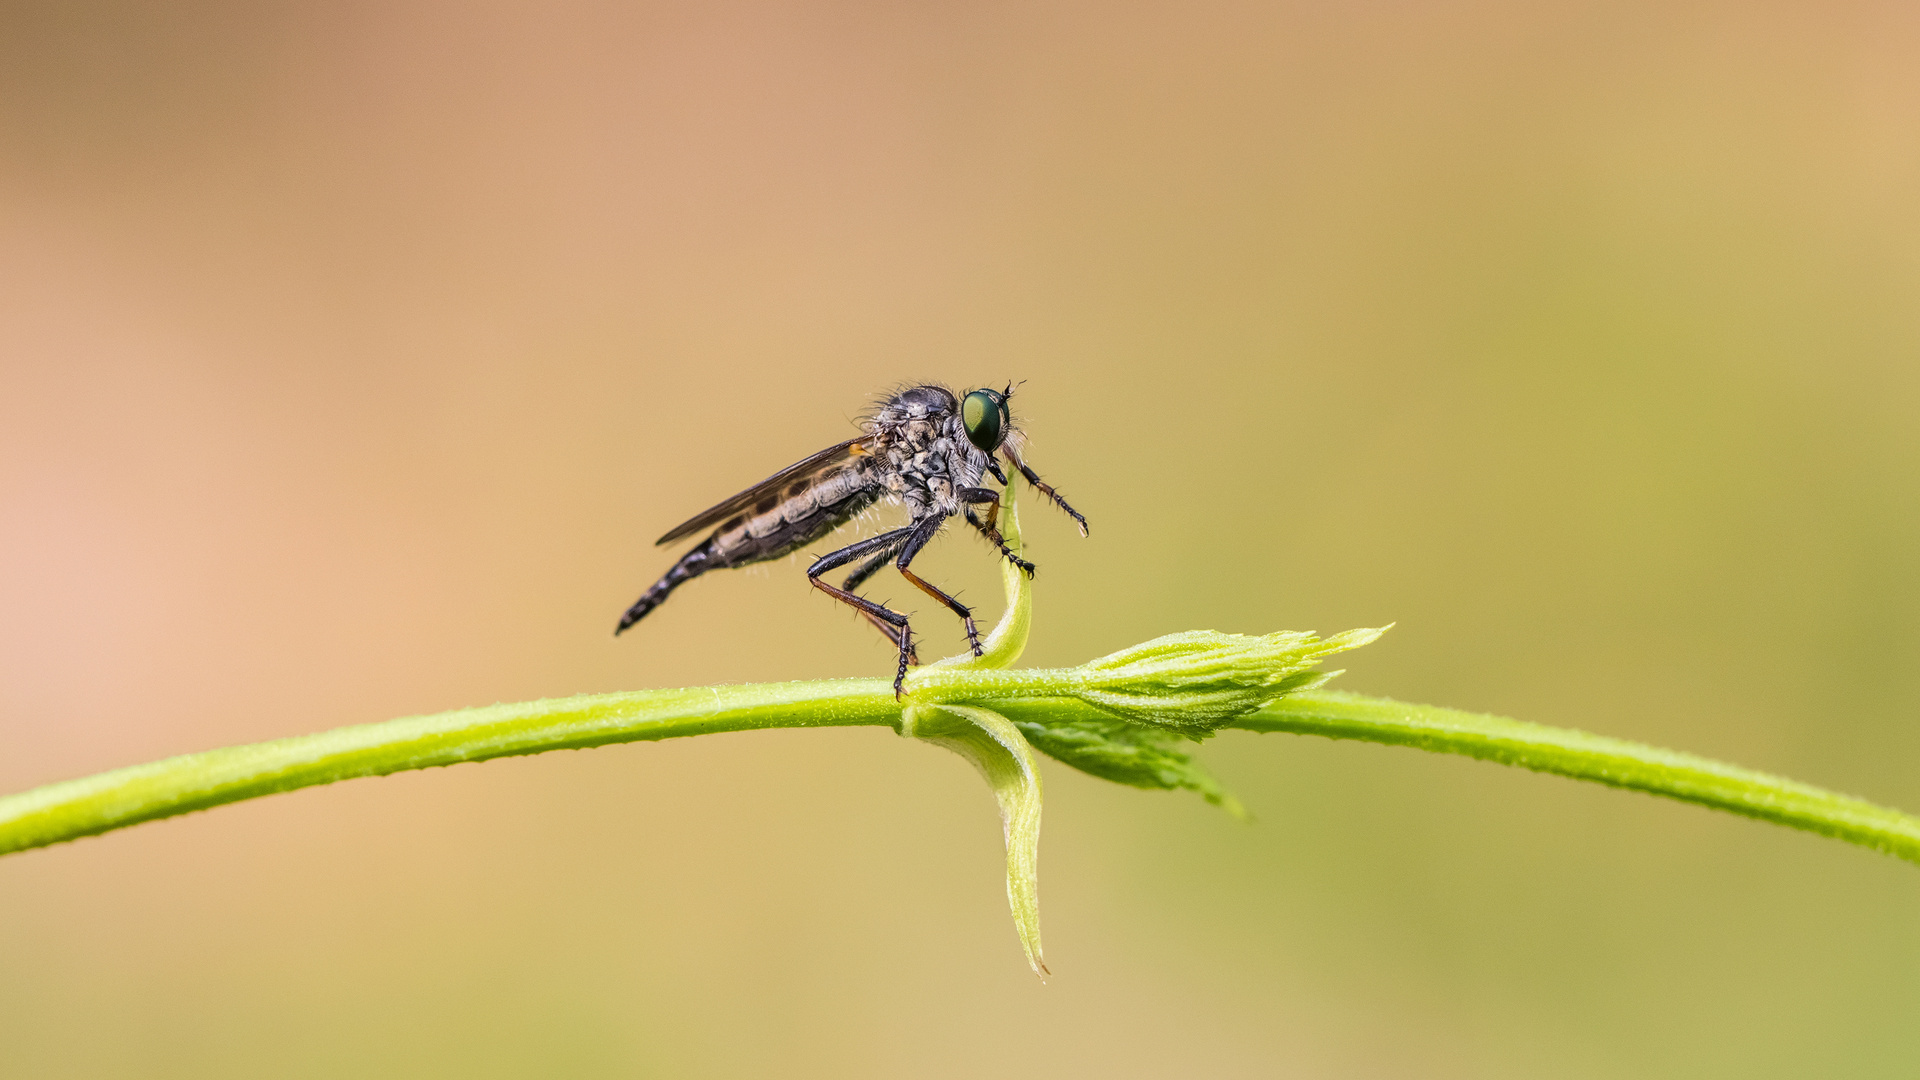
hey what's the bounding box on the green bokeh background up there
[3,2,1918,1076]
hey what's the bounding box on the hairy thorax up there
[866,386,992,521]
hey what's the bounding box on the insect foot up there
[892,627,917,699]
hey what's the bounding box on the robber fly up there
[616,384,1087,695]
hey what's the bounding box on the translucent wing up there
[655,437,869,546]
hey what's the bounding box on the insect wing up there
[655,436,869,546]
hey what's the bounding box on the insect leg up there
[843,536,917,665]
[808,527,919,696]
[859,611,919,668]
[843,545,899,592]
[895,514,983,660]
[1003,447,1089,536]
[957,486,1034,577]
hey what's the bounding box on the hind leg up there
[842,539,917,665]
[808,527,919,695]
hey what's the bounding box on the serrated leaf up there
[1066,626,1389,732]
[1014,716,1246,817]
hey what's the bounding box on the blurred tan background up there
[3,1,1919,1076]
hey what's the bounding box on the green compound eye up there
[961,389,1007,452]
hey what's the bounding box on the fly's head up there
[959,385,1014,456]
[869,383,1019,492]
[961,384,1022,481]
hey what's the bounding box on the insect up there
[616,384,1088,695]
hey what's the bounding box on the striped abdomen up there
[615,461,883,633]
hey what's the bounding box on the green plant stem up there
[0,679,896,857]
[1236,690,1920,864]
[7,679,1920,866]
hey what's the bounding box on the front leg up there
[1003,447,1089,536]
[958,487,1035,577]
